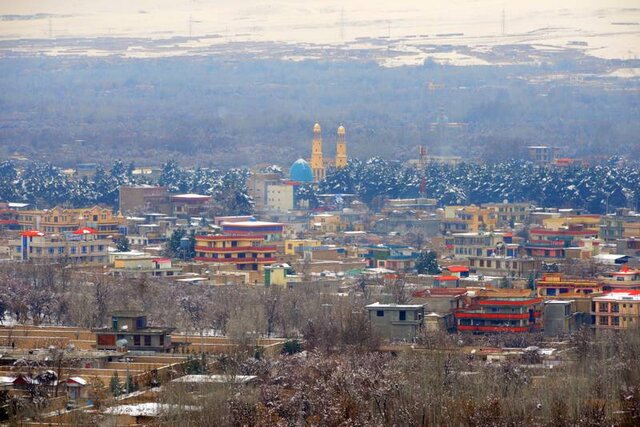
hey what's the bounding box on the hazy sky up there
[1,1,639,60]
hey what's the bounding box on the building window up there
[376,310,384,317]
[399,311,406,321]
[611,303,619,313]
[133,335,141,346]
[159,335,164,346]
[144,335,151,346]
[612,317,620,327]
[598,303,608,313]
[599,316,608,326]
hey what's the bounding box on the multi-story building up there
[247,172,282,212]
[94,311,174,352]
[366,302,425,341]
[17,206,124,239]
[110,256,183,278]
[447,232,518,260]
[284,239,321,256]
[543,300,585,337]
[170,194,212,217]
[266,184,294,213]
[593,291,640,332]
[616,238,640,258]
[455,289,543,333]
[118,185,170,214]
[600,209,640,242]
[536,273,603,298]
[527,145,559,165]
[9,228,110,265]
[484,202,531,227]
[600,265,640,291]
[194,234,276,271]
[0,202,30,230]
[525,227,599,259]
[468,256,541,278]
[443,205,498,233]
[362,245,420,271]
[309,213,343,234]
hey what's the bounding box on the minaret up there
[335,125,348,169]
[310,122,325,181]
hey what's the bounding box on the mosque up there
[289,123,348,183]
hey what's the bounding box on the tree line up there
[0,157,637,215]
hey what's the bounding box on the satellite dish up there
[116,339,128,349]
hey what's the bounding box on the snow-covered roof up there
[171,193,210,199]
[222,220,283,227]
[171,374,257,384]
[103,403,199,417]
[366,302,424,309]
[67,376,87,386]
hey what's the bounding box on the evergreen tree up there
[115,236,130,252]
[416,251,441,275]
[166,229,195,259]
[0,161,18,201]
[125,372,136,393]
[109,371,123,397]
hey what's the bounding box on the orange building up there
[593,290,640,332]
[194,234,276,271]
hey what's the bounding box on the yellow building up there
[443,205,497,233]
[285,239,321,256]
[310,123,325,182]
[309,213,342,233]
[542,215,600,232]
[17,206,124,239]
[264,263,302,287]
[308,123,348,182]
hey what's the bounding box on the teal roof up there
[290,158,313,182]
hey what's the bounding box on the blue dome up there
[290,159,313,182]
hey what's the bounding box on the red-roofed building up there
[455,291,543,333]
[600,265,640,291]
[445,265,470,278]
